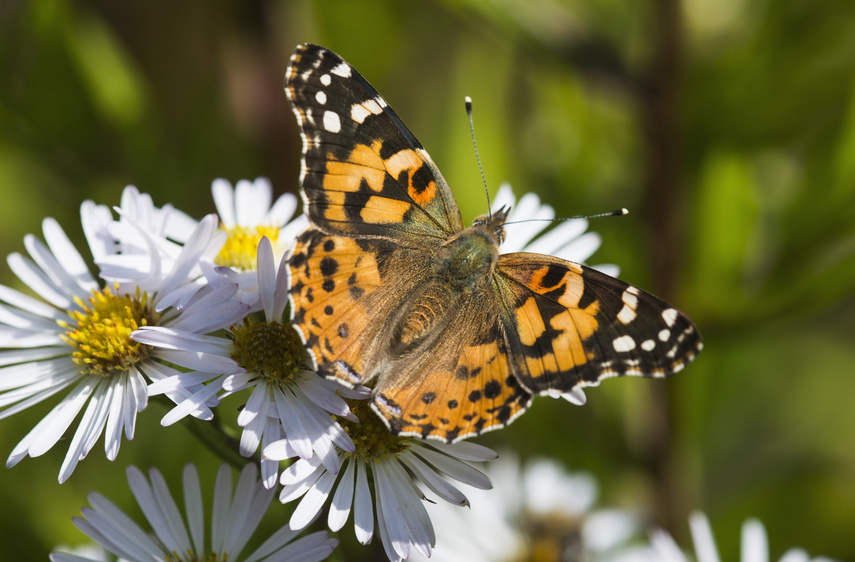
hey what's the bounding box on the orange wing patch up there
[385,148,438,207]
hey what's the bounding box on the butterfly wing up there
[285,44,464,243]
[494,253,703,394]
[289,228,411,385]
[370,291,533,442]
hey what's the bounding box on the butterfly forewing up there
[285,43,464,243]
[494,253,703,394]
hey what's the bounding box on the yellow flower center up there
[215,225,280,270]
[340,400,410,460]
[229,319,304,382]
[60,285,158,377]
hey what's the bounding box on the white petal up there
[289,466,337,530]
[353,462,374,544]
[159,380,222,426]
[491,183,516,213]
[778,549,810,562]
[212,179,236,228]
[256,237,276,322]
[182,464,205,558]
[741,518,768,562]
[273,385,314,460]
[42,217,98,290]
[148,467,193,553]
[583,509,638,551]
[400,452,468,506]
[279,463,325,504]
[385,459,434,556]
[328,458,356,532]
[522,218,588,255]
[267,192,298,226]
[152,348,243,374]
[0,284,65,321]
[373,462,411,559]
[425,440,498,462]
[553,231,602,263]
[7,252,73,310]
[650,529,690,562]
[690,511,721,562]
[236,178,272,226]
[211,463,234,553]
[412,445,492,489]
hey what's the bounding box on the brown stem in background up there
[643,0,684,534]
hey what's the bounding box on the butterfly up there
[284,44,702,442]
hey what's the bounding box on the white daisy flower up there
[267,405,497,562]
[0,211,246,483]
[209,177,309,305]
[137,236,360,489]
[492,183,619,406]
[410,454,638,562]
[84,185,202,282]
[628,512,839,562]
[50,462,338,562]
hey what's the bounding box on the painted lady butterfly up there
[285,44,702,442]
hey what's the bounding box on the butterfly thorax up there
[394,220,502,350]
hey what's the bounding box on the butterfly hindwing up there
[495,253,703,394]
[371,292,533,442]
[285,43,464,243]
[288,228,396,384]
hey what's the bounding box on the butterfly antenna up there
[504,208,629,226]
[465,96,492,217]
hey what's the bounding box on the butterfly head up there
[473,205,510,246]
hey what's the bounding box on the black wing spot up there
[322,279,335,293]
[468,389,482,403]
[483,380,502,399]
[421,392,436,405]
[324,305,334,316]
[320,257,338,277]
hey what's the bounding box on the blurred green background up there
[2,0,854,560]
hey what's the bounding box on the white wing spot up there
[612,335,636,352]
[351,99,383,124]
[320,73,331,86]
[658,328,671,342]
[315,91,327,105]
[323,110,341,133]
[617,289,639,324]
[331,62,351,78]
[662,308,678,327]
[617,304,636,324]
[641,339,656,351]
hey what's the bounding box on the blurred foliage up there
[1,0,854,560]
